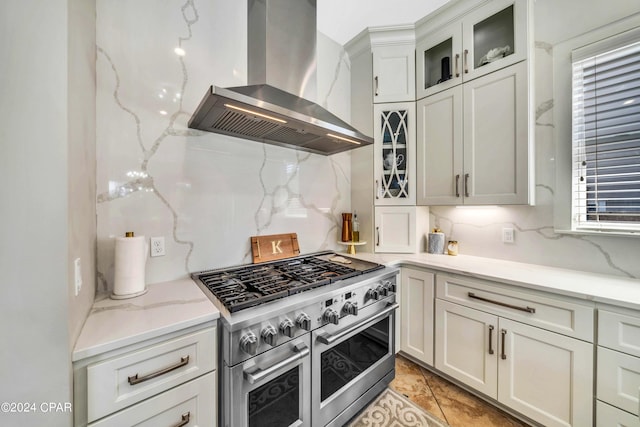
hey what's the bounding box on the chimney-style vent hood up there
[188,0,373,155]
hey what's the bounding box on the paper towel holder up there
[111,231,149,300]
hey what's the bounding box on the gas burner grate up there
[192,252,372,312]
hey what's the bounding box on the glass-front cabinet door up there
[416,0,530,99]
[416,23,463,99]
[374,103,416,205]
[461,0,529,81]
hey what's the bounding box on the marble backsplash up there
[96,0,352,291]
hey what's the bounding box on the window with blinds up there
[572,35,640,231]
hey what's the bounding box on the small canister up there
[447,240,459,256]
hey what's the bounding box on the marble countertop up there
[352,252,640,310]
[72,278,219,361]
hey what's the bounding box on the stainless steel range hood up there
[188,0,373,155]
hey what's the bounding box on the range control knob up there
[323,308,340,325]
[377,285,389,297]
[261,325,278,347]
[365,288,380,302]
[279,318,295,338]
[296,313,312,331]
[342,301,358,316]
[383,280,396,293]
[239,332,258,356]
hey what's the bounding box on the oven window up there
[248,366,299,427]
[321,316,390,401]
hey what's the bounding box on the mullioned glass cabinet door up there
[374,103,416,206]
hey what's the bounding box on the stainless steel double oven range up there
[191,251,398,427]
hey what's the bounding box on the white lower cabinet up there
[90,371,216,427]
[597,308,640,426]
[435,298,593,427]
[400,268,435,365]
[597,401,640,427]
[74,324,217,427]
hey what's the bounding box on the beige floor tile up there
[390,356,447,422]
[419,366,528,427]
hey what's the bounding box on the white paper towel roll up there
[112,235,148,299]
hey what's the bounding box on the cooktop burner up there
[191,252,383,313]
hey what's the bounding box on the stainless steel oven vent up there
[188,0,373,155]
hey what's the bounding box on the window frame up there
[553,14,640,238]
[571,34,640,233]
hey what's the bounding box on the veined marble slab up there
[73,278,218,361]
[352,252,640,311]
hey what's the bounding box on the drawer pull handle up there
[464,49,469,74]
[455,53,460,77]
[464,173,470,198]
[501,329,507,360]
[174,412,191,427]
[488,325,494,355]
[128,355,190,386]
[455,174,460,197]
[376,227,380,246]
[374,76,379,96]
[468,292,536,314]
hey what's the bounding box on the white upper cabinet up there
[373,44,416,103]
[416,0,530,100]
[418,61,532,205]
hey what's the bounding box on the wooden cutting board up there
[251,233,300,263]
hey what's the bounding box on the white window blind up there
[572,35,640,231]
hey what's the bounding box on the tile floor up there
[390,355,529,427]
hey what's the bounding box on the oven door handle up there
[316,302,399,345]
[243,343,309,385]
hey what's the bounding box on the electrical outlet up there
[74,257,82,296]
[502,227,515,243]
[150,237,165,257]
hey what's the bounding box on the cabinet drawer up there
[90,370,216,427]
[597,400,640,427]
[599,310,640,357]
[87,327,216,422]
[436,274,593,341]
[598,346,640,415]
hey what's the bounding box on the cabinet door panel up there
[401,268,435,365]
[374,207,416,253]
[417,86,463,206]
[598,346,640,415]
[463,61,530,204]
[498,318,593,427]
[435,300,498,397]
[596,400,640,427]
[599,309,640,357]
[373,45,416,103]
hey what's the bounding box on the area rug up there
[347,388,449,427]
